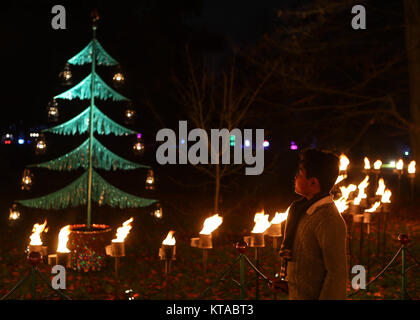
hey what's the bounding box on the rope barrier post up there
[398,234,409,300]
[376,207,382,259]
[255,247,260,300]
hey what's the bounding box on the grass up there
[1,214,420,300]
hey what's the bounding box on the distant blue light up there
[244,139,251,147]
[263,140,269,148]
[27,140,31,144]
[181,139,185,144]
[18,139,25,145]
[405,151,409,156]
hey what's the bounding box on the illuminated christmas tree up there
[17,13,157,229]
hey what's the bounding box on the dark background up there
[0,1,413,243]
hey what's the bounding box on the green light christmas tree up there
[17,15,157,229]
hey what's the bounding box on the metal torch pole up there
[359,220,364,265]
[401,244,406,300]
[410,177,414,202]
[239,254,246,300]
[31,266,37,300]
[255,247,260,300]
[165,259,171,299]
[202,249,208,274]
[382,210,388,265]
[376,208,382,259]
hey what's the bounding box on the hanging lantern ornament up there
[153,203,163,219]
[21,169,33,191]
[125,102,136,124]
[146,169,155,190]
[133,133,144,154]
[113,67,125,88]
[58,62,72,86]
[9,204,21,222]
[35,134,47,155]
[47,99,59,122]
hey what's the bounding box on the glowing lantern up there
[125,109,135,120]
[339,154,350,173]
[47,99,59,122]
[112,217,134,243]
[8,204,21,222]
[153,203,163,219]
[21,169,33,191]
[58,62,72,86]
[145,169,155,190]
[57,225,71,253]
[133,133,144,154]
[113,72,125,87]
[35,135,47,154]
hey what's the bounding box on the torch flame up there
[112,217,134,243]
[199,214,223,235]
[251,210,271,234]
[396,159,404,171]
[339,154,350,172]
[364,157,371,170]
[334,174,347,185]
[57,225,71,253]
[381,189,392,203]
[334,197,349,214]
[408,161,416,174]
[373,160,382,170]
[340,184,357,200]
[365,201,381,213]
[357,175,369,199]
[270,207,290,224]
[375,178,386,196]
[162,231,176,245]
[29,220,48,246]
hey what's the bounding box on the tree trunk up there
[404,0,420,190]
[214,163,220,213]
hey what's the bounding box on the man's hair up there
[299,148,339,192]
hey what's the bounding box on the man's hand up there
[268,277,289,294]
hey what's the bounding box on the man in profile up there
[273,148,348,299]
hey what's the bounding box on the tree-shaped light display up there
[16,14,157,272]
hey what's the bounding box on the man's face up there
[294,165,313,197]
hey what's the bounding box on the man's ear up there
[311,177,321,188]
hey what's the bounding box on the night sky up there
[0,0,282,130]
